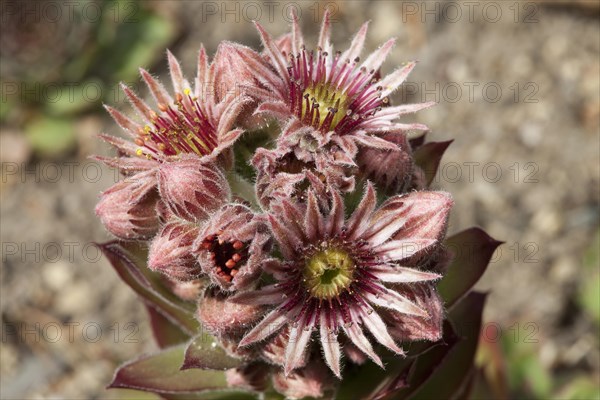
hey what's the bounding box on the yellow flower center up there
[301,83,350,132]
[303,247,355,299]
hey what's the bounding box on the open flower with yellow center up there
[100,44,251,166]
[95,44,252,240]
[232,183,453,377]
[233,11,435,202]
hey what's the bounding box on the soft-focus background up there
[1,0,598,398]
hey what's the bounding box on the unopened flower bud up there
[357,132,414,193]
[194,204,270,291]
[95,181,159,240]
[197,287,265,337]
[272,361,334,399]
[163,277,204,301]
[225,363,270,392]
[384,283,444,342]
[148,221,200,280]
[261,326,308,368]
[158,156,230,222]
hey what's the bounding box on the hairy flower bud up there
[158,156,231,222]
[383,284,444,342]
[272,361,334,399]
[95,180,159,240]
[163,277,204,301]
[148,221,200,281]
[194,204,270,291]
[357,132,414,193]
[197,287,265,337]
[225,363,270,392]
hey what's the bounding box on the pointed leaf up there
[97,241,198,335]
[413,140,453,186]
[380,320,459,400]
[181,334,243,371]
[146,305,190,348]
[438,228,503,308]
[109,344,228,393]
[407,292,487,400]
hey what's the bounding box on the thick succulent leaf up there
[413,140,453,186]
[407,292,487,400]
[146,305,190,348]
[408,132,427,150]
[162,393,257,400]
[365,320,459,400]
[375,320,459,400]
[336,316,459,399]
[181,334,243,370]
[108,344,252,396]
[97,241,198,335]
[437,228,503,308]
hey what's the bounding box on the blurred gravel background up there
[1,1,599,398]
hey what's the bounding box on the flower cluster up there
[96,12,455,399]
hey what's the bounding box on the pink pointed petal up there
[366,123,429,134]
[97,133,138,156]
[92,155,156,173]
[376,239,436,261]
[284,317,315,376]
[317,9,331,50]
[104,105,142,138]
[167,50,190,94]
[380,62,417,97]
[305,190,322,242]
[320,314,341,378]
[234,47,284,96]
[327,190,345,237]
[140,68,172,106]
[340,21,369,64]
[269,214,302,259]
[230,285,285,305]
[374,101,436,118]
[217,96,251,138]
[361,38,396,72]
[279,199,307,241]
[254,22,289,84]
[365,286,428,317]
[196,45,209,94]
[121,83,154,122]
[254,101,290,119]
[361,309,404,354]
[351,132,399,151]
[370,265,442,283]
[239,309,289,347]
[342,322,383,367]
[213,128,243,157]
[291,10,304,54]
[345,182,377,240]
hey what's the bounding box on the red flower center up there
[199,233,248,282]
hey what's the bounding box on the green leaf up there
[97,241,198,336]
[146,305,190,348]
[108,344,248,396]
[438,228,502,308]
[181,334,243,371]
[381,321,460,400]
[408,292,487,400]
